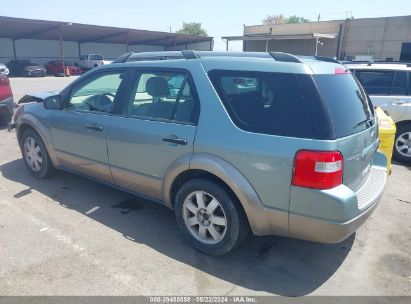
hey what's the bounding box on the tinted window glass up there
[90,54,103,60]
[355,70,394,95]
[68,72,124,113]
[409,72,411,96]
[313,74,374,138]
[208,70,312,138]
[392,71,407,95]
[125,71,196,123]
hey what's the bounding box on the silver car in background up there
[347,63,411,163]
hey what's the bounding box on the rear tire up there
[21,129,55,178]
[393,122,411,163]
[175,179,249,256]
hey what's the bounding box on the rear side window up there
[313,74,374,138]
[124,71,197,124]
[355,70,407,95]
[208,70,312,138]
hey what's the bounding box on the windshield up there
[90,55,103,60]
[313,73,374,137]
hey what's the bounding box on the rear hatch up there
[312,73,378,191]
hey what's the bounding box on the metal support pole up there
[78,42,81,59]
[226,39,228,51]
[59,26,66,76]
[126,31,129,52]
[336,24,343,59]
[12,39,17,60]
[266,39,269,52]
[315,37,319,56]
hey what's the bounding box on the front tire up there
[21,129,55,178]
[393,122,411,163]
[175,179,249,256]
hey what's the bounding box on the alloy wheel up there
[182,191,227,244]
[395,132,411,158]
[24,136,43,172]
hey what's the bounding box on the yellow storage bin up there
[375,107,396,174]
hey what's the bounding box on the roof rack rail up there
[314,56,340,64]
[112,52,133,63]
[269,52,301,63]
[112,50,311,64]
[181,50,198,59]
[344,61,411,67]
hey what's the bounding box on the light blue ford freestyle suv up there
[10,51,387,256]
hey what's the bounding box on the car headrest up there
[146,77,169,97]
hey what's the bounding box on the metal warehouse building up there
[223,15,411,61]
[0,16,213,65]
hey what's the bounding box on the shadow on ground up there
[1,159,354,296]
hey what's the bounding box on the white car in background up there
[76,54,104,69]
[347,63,411,163]
[0,63,9,76]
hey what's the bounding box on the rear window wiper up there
[353,117,374,129]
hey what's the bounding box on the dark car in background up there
[0,75,14,125]
[45,61,83,76]
[6,60,46,77]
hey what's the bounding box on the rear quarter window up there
[313,73,374,138]
[208,70,312,138]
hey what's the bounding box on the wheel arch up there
[394,119,411,129]
[16,116,59,167]
[162,153,276,235]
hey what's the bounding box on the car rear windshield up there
[312,73,375,138]
[208,70,312,138]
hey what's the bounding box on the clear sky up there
[3,0,411,51]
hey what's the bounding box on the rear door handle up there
[162,136,187,145]
[84,124,103,131]
[392,99,405,105]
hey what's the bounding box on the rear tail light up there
[292,150,343,190]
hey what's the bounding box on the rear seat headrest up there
[146,77,169,97]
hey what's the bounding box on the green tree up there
[262,15,310,25]
[177,22,208,36]
[286,15,310,24]
[262,14,287,25]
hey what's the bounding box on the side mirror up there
[44,95,62,110]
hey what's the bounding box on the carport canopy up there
[0,16,212,48]
[222,32,337,52]
[222,33,337,41]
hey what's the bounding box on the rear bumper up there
[288,182,384,243]
[25,70,46,77]
[287,152,387,243]
[250,151,387,243]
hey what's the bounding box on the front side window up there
[68,72,124,113]
[125,71,197,124]
[208,70,312,138]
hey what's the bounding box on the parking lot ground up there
[9,76,79,102]
[0,78,410,296]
